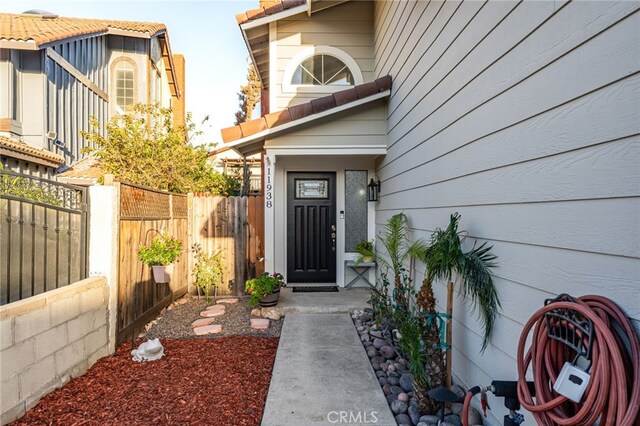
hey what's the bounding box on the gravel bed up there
[142,295,284,339]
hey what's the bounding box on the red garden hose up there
[462,295,640,426]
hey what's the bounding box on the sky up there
[3,0,257,147]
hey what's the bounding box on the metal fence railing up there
[0,171,88,305]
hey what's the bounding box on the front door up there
[287,172,336,282]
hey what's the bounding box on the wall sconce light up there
[368,178,381,202]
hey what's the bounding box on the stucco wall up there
[373,1,640,423]
[0,277,110,425]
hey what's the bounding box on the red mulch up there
[12,337,279,426]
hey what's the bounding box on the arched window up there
[283,46,363,93]
[113,59,135,114]
[291,54,354,86]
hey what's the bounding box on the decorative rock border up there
[351,310,484,426]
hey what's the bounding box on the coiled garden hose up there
[462,295,639,426]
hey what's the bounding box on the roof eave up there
[227,89,390,156]
[239,3,308,31]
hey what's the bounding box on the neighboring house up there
[208,146,262,194]
[222,0,640,421]
[0,10,185,177]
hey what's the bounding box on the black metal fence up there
[0,171,88,305]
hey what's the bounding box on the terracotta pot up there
[152,265,172,284]
[260,288,280,307]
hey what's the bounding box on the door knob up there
[331,224,336,231]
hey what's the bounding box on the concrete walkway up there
[262,313,396,426]
[267,287,370,314]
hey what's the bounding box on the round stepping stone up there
[200,310,225,318]
[191,318,215,328]
[250,318,270,330]
[193,324,222,335]
[217,298,239,304]
[205,304,226,311]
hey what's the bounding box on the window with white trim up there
[282,46,363,93]
[114,60,135,113]
[291,54,354,86]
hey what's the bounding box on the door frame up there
[285,171,337,283]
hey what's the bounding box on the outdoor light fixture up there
[367,178,380,202]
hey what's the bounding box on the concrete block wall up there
[0,277,109,425]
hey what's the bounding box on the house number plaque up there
[265,164,273,208]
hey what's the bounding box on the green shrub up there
[245,272,285,307]
[191,243,224,302]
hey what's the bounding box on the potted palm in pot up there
[137,233,183,283]
[245,272,285,307]
[355,239,375,263]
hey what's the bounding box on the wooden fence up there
[0,171,88,305]
[189,195,264,297]
[116,181,188,344]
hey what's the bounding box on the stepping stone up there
[217,298,239,304]
[250,318,270,330]
[193,324,222,335]
[191,318,215,328]
[200,310,225,318]
[205,304,226,311]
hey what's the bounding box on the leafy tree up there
[82,103,240,195]
[234,63,261,125]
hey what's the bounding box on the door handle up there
[331,225,336,251]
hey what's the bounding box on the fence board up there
[116,182,188,344]
[189,195,263,298]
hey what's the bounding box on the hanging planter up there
[152,265,172,284]
[137,233,183,284]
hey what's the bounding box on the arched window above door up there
[283,46,363,93]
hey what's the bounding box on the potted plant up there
[137,233,183,283]
[245,272,285,307]
[191,243,224,302]
[356,239,375,263]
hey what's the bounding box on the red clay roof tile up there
[236,0,306,25]
[311,94,337,114]
[221,126,243,143]
[239,117,268,136]
[333,87,359,106]
[355,81,379,99]
[264,109,292,128]
[288,102,314,121]
[0,13,166,47]
[219,76,392,144]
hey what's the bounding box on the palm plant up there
[364,213,427,314]
[419,212,499,386]
[395,311,433,413]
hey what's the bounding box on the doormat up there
[292,286,339,293]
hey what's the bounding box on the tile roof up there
[0,135,65,167]
[220,75,391,143]
[0,13,166,47]
[57,156,103,183]
[235,0,306,25]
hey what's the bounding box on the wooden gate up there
[189,195,264,297]
[116,182,188,344]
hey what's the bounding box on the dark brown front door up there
[287,172,336,282]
